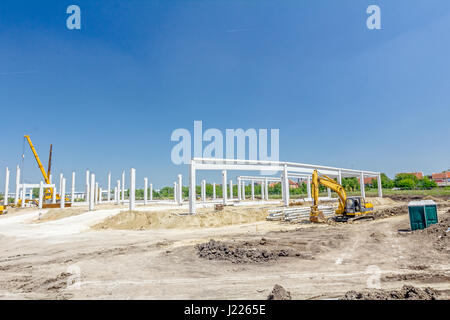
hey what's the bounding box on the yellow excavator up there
[310,169,374,223]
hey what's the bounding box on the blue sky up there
[1,0,450,189]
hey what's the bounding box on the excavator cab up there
[344,196,373,216]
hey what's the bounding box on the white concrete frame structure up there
[14,165,20,205]
[85,170,90,203]
[121,170,125,203]
[144,177,148,205]
[238,176,281,201]
[188,158,381,214]
[177,174,182,204]
[89,173,95,211]
[130,168,136,211]
[3,167,9,206]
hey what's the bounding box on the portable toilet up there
[408,200,438,231]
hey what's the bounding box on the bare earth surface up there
[0,197,448,300]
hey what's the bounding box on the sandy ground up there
[0,197,448,300]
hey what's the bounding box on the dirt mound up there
[373,205,408,219]
[411,215,450,253]
[93,205,273,230]
[341,285,439,300]
[382,272,450,283]
[34,208,89,223]
[368,197,397,206]
[267,284,292,300]
[196,238,313,264]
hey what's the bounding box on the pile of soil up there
[93,205,274,230]
[341,285,439,300]
[373,205,408,219]
[34,208,90,223]
[267,284,292,300]
[411,215,450,253]
[196,238,312,264]
[382,272,450,283]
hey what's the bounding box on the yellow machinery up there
[0,205,6,214]
[21,135,68,206]
[310,169,374,223]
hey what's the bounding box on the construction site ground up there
[0,195,449,300]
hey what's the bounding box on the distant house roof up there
[432,172,450,180]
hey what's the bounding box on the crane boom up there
[24,135,50,184]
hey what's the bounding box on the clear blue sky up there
[1,0,449,189]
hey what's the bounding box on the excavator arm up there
[310,170,347,222]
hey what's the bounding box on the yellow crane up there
[310,169,374,223]
[22,135,67,206]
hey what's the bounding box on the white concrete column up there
[307,176,312,199]
[99,188,103,204]
[71,171,75,204]
[261,181,265,200]
[14,165,20,205]
[229,180,233,200]
[242,181,245,200]
[59,173,63,197]
[265,178,269,200]
[52,184,56,204]
[130,168,136,211]
[60,178,66,209]
[116,180,120,205]
[189,161,196,214]
[114,186,118,204]
[89,173,95,211]
[94,183,99,204]
[173,182,177,203]
[201,180,206,202]
[251,181,255,200]
[21,186,25,208]
[3,167,9,206]
[222,170,227,205]
[283,165,290,206]
[38,181,44,209]
[178,174,182,204]
[85,170,90,203]
[338,170,342,185]
[360,172,366,199]
[213,183,216,200]
[377,173,383,198]
[121,170,125,203]
[237,178,241,201]
[327,187,331,198]
[144,177,148,205]
[150,183,153,201]
[107,172,111,202]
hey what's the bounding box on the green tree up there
[396,178,415,190]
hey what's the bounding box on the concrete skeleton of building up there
[2,158,382,215]
[188,157,382,214]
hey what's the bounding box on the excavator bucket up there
[310,205,326,223]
